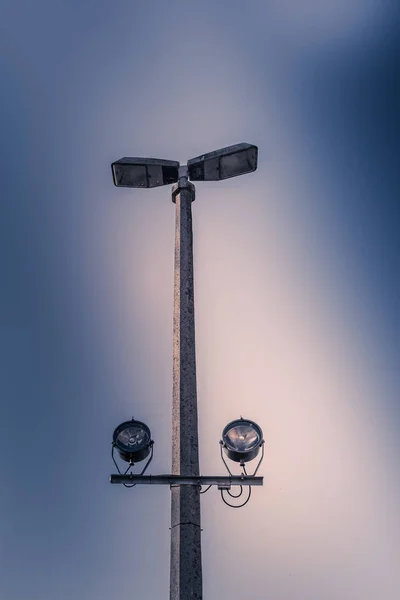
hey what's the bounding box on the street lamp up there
[109,142,262,600]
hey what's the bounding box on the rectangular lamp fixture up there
[111,157,180,188]
[187,143,258,181]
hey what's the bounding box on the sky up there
[0,1,399,598]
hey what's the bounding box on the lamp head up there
[111,157,179,188]
[112,419,152,463]
[222,418,263,463]
[187,143,258,181]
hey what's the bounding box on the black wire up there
[242,464,248,475]
[220,486,252,508]
[227,485,243,498]
[199,485,212,494]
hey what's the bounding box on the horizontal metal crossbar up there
[109,474,263,487]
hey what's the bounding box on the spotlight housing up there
[113,419,152,463]
[222,418,263,463]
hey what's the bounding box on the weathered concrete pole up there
[170,169,202,600]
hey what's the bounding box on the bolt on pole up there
[170,169,202,600]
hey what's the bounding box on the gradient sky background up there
[1,1,399,599]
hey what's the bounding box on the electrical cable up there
[220,485,252,508]
[227,485,243,498]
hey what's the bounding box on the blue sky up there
[1,1,399,598]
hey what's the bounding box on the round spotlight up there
[113,419,152,463]
[222,418,263,463]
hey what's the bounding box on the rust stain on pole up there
[170,174,202,600]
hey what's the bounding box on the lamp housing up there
[111,157,180,188]
[113,419,152,463]
[222,418,263,463]
[187,143,258,181]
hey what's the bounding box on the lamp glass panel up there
[147,164,163,187]
[113,164,148,187]
[225,425,260,452]
[203,157,220,180]
[219,148,257,179]
[117,426,149,450]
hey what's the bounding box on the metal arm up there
[109,474,263,488]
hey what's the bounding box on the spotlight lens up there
[222,418,263,463]
[112,419,152,463]
[117,426,149,450]
[225,424,260,452]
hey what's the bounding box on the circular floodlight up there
[222,418,263,463]
[113,419,152,463]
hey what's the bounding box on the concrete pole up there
[170,170,202,600]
